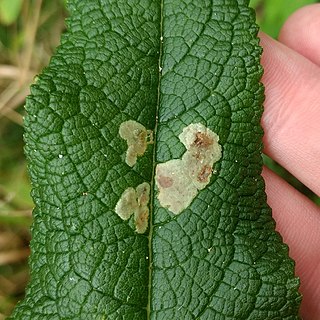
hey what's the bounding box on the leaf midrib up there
[147,0,164,318]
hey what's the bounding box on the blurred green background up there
[0,0,319,318]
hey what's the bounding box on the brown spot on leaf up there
[119,120,153,167]
[134,208,149,234]
[115,182,150,233]
[155,123,222,215]
[197,165,212,183]
[157,175,174,188]
[194,132,213,148]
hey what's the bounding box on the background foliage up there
[0,0,318,318]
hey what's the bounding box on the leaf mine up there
[119,120,153,167]
[155,123,222,215]
[115,182,150,234]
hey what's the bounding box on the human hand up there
[259,4,320,319]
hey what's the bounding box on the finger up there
[263,167,320,319]
[259,32,320,196]
[279,4,320,67]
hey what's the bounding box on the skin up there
[260,4,320,318]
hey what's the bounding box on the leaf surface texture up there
[10,0,301,319]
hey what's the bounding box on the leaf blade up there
[11,1,160,319]
[150,2,300,318]
[10,1,301,319]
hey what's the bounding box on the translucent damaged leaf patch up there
[155,123,222,214]
[115,182,150,234]
[119,120,153,167]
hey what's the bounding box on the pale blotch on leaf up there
[115,182,150,234]
[119,120,153,167]
[155,123,222,215]
[114,187,137,220]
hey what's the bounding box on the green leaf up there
[0,0,22,25]
[10,0,301,319]
[252,0,318,38]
